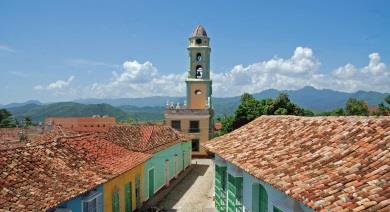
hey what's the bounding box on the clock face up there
[196,38,202,44]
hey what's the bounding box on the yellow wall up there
[103,163,145,212]
[166,117,210,155]
[189,83,207,109]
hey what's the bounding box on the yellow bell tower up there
[165,25,214,157]
[186,25,212,109]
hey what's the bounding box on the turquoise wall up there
[144,141,192,200]
[215,155,313,212]
[50,185,103,212]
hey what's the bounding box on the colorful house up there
[0,134,106,211]
[205,116,390,211]
[57,134,151,212]
[105,124,192,201]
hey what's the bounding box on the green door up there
[125,182,132,212]
[148,169,155,198]
[259,184,268,212]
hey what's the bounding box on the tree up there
[377,95,390,116]
[215,92,311,136]
[0,109,16,128]
[24,116,33,127]
[345,98,369,116]
[233,93,262,129]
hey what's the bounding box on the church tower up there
[186,25,212,109]
[165,25,214,157]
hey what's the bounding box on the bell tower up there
[165,25,214,157]
[186,25,212,109]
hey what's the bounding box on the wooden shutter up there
[259,184,268,212]
[125,182,132,212]
[112,190,120,212]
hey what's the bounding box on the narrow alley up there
[156,159,215,212]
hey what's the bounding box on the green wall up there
[144,141,192,200]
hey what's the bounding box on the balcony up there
[165,108,212,116]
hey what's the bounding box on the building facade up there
[205,116,390,212]
[165,25,214,157]
[144,141,192,200]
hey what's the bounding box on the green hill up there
[8,102,131,122]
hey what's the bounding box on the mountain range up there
[2,86,388,122]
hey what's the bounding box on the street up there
[156,159,215,212]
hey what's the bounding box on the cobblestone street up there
[156,159,215,212]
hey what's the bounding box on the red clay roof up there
[204,116,390,211]
[0,139,106,211]
[0,133,150,211]
[106,124,184,153]
[59,134,150,175]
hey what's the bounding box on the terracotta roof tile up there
[0,139,106,211]
[106,124,184,153]
[204,116,390,211]
[0,132,150,210]
[58,134,150,175]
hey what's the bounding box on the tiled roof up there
[106,124,184,153]
[0,139,106,211]
[58,134,150,175]
[0,133,150,211]
[204,116,390,211]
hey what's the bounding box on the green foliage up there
[216,92,310,136]
[376,95,390,116]
[345,98,369,116]
[318,108,345,116]
[23,116,33,127]
[0,109,17,128]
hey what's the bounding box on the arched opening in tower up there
[195,65,203,79]
[196,53,202,62]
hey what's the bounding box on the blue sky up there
[0,0,389,104]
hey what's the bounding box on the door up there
[135,175,141,208]
[165,159,170,186]
[148,169,154,198]
[174,154,178,177]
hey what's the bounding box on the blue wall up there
[215,155,312,212]
[50,185,103,212]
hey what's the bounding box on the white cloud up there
[33,47,390,100]
[34,76,75,90]
[0,44,15,53]
[86,61,185,98]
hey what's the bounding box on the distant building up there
[204,116,390,211]
[165,25,214,157]
[45,116,116,132]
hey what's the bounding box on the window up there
[194,90,202,95]
[82,193,102,212]
[192,139,200,152]
[189,120,200,133]
[171,120,181,131]
[112,190,120,212]
[196,53,202,61]
[83,199,96,212]
[125,182,132,212]
[196,38,202,44]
